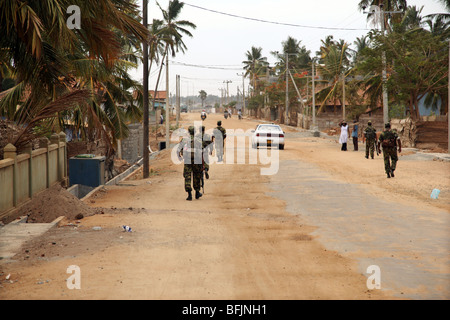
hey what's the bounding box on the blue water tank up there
[69,155,106,188]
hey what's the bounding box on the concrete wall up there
[0,133,68,219]
[120,123,143,164]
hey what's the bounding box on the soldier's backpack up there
[365,127,376,140]
[381,131,397,148]
[183,135,203,164]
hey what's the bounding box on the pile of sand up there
[17,184,96,223]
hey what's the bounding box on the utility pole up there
[237,73,245,115]
[342,74,346,120]
[142,0,149,179]
[286,53,289,125]
[363,4,404,125]
[176,75,180,127]
[448,41,450,153]
[165,54,169,148]
[223,80,232,105]
[312,61,316,129]
[380,5,389,125]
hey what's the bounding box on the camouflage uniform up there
[378,125,401,178]
[177,126,203,199]
[201,126,213,178]
[364,123,377,159]
[213,121,226,162]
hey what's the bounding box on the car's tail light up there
[279,134,284,138]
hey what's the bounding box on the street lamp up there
[363,4,404,125]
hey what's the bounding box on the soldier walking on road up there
[363,121,377,159]
[377,123,402,178]
[213,121,226,162]
[201,125,213,180]
[177,126,203,200]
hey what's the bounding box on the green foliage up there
[0,0,149,148]
[247,95,264,110]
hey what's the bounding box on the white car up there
[251,124,285,150]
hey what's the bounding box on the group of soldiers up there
[177,118,401,201]
[177,121,227,200]
[363,121,402,178]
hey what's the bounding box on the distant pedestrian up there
[160,114,164,125]
[213,120,226,162]
[339,120,348,151]
[363,121,377,159]
[377,123,402,178]
[351,120,359,151]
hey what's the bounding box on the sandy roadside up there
[0,112,447,300]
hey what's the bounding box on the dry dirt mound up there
[17,184,96,223]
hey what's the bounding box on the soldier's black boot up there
[390,169,395,177]
[195,190,202,199]
[186,191,192,201]
[387,172,391,178]
[205,169,209,179]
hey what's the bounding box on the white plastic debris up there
[122,225,132,232]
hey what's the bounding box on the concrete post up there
[24,142,33,199]
[50,133,59,145]
[4,144,17,206]
[50,133,60,181]
[59,131,67,184]
[39,137,50,149]
[3,143,17,160]
[40,137,50,188]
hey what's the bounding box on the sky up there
[131,0,448,99]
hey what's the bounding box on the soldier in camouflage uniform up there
[177,126,203,200]
[213,121,226,162]
[201,126,213,179]
[363,120,377,159]
[377,123,402,178]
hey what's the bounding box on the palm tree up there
[0,0,149,150]
[315,40,352,116]
[358,0,408,31]
[352,35,370,64]
[242,46,269,96]
[272,36,311,74]
[425,0,450,23]
[151,0,196,135]
[424,13,450,40]
[198,90,207,108]
[316,35,336,63]
[396,5,423,32]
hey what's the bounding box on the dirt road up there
[0,112,448,301]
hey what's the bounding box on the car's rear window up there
[257,125,282,131]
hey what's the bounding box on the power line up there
[184,2,369,31]
[170,60,242,70]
